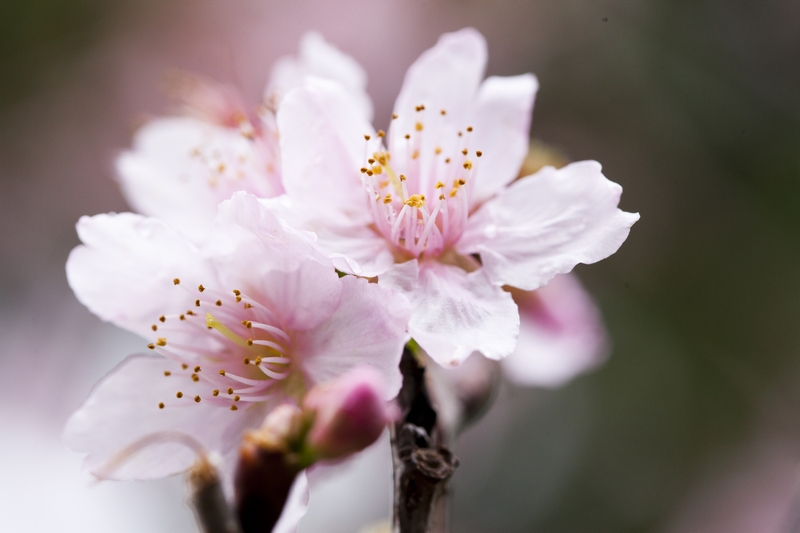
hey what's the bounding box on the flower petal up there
[502,274,609,387]
[380,260,519,367]
[116,117,278,243]
[207,192,342,331]
[469,74,539,204]
[66,212,215,337]
[295,276,410,399]
[272,472,310,533]
[63,355,268,480]
[459,161,640,290]
[278,77,375,227]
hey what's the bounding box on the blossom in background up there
[116,32,371,243]
[277,27,639,367]
[64,192,409,481]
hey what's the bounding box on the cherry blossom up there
[64,192,409,481]
[277,28,639,367]
[116,32,370,243]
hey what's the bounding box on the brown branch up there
[188,458,242,533]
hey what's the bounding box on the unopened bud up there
[303,367,398,459]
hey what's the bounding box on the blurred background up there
[2,0,800,531]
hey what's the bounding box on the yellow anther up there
[230,405,238,411]
[176,391,184,399]
[147,343,155,349]
[247,339,254,346]
[372,165,383,175]
[173,278,180,285]
[405,194,427,208]
[213,390,220,396]
[233,289,241,296]
[156,338,167,346]
[194,366,201,372]
[254,356,262,365]
[399,174,407,181]
[476,150,483,157]
[415,122,424,131]
[463,161,473,170]
[164,371,171,376]
[377,130,386,137]
[412,150,419,160]
[182,364,189,370]
[445,158,451,164]
[379,180,389,188]
[364,134,371,140]
[462,148,468,155]
[233,395,240,401]
[217,163,226,173]
[392,113,398,119]
[227,388,233,394]
[236,296,242,303]
[151,325,158,331]
[439,194,446,200]
[194,396,201,403]
[435,147,442,155]
[244,303,253,309]
[440,109,447,115]
[383,195,393,204]
[198,284,205,292]
[450,189,458,197]
[191,374,199,382]
[435,181,445,189]
[158,402,165,409]
[179,314,185,320]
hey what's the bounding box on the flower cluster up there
[64,28,638,531]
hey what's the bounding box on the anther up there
[194,396,201,403]
[360,167,368,173]
[445,158,451,164]
[159,315,166,323]
[364,134,371,140]
[404,134,410,140]
[219,370,226,376]
[156,338,167,347]
[399,174,407,181]
[173,278,180,285]
[435,147,442,154]
[463,161,473,170]
[392,113,398,119]
[435,181,445,189]
[440,109,447,115]
[243,358,251,365]
[212,390,220,396]
[415,122,424,131]
[404,195,426,208]
[372,165,383,175]
[466,126,473,132]
[368,158,375,164]
[198,284,205,293]
[233,395,241,401]
[195,299,201,307]
[412,150,419,160]
[186,310,195,316]
[230,405,238,411]
[366,170,373,176]
[476,150,483,157]
[147,343,155,350]
[458,178,466,186]
[439,194,446,200]
[247,339,254,346]
[450,189,458,197]
[416,104,425,111]
[458,131,463,137]
[176,391,184,399]
[244,303,252,309]
[462,149,468,155]
[236,296,242,303]
[254,356,262,365]
[383,195,392,204]
[377,130,386,137]
[182,363,189,370]
[179,314,186,320]
[227,388,233,395]
[164,371,171,377]
[191,374,199,382]
[158,402,165,409]
[151,325,158,331]
[215,300,222,306]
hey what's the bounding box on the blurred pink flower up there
[63,192,409,481]
[277,28,638,367]
[503,273,609,388]
[116,32,370,243]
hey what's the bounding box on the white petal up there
[295,276,410,400]
[272,472,310,533]
[66,212,215,337]
[459,161,640,290]
[315,223,396,277]
[278,77,375,226]
[207,192,342,332]
[501,274,609,387]
[380,260,519,367]
[267,32,372,121]
[63,355,267,480]
[469,74,539,204]
[117,117,277,244]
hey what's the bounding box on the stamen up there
[164,371,171,376]
[156,338,167,347]
[158,402,165,409]
[198,284,205,292]
[173,278,180,285]
[194,396,201,403]
[176,391,184,399]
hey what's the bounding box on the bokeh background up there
[2,0,800,531]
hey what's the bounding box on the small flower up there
[116,32,371,244]
[502,273,609,387]
[64,192,409,481]
[277,28,639,367]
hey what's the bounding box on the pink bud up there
[303,367,398,460]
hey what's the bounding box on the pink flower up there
[277,28,639,367]
[63,192,409,481]
[116,32,370,244]
[502,273,609,388]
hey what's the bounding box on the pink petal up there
[267,32,372,121]
[277,77,375,227]
[207,192,342,332]
[380,260,519,367]
[459,161,640,291]
[469,74,539,204]
[502,273,609,387]
[272,472,310,533]
[63,355,268,481]
[295,276,410,399]
[66,212,215,337]
[116,117,277,243]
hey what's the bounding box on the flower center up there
[359,105,482,259]
[147,279,293,412]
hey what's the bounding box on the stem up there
[391,348,459,533]
[188,458,242,533]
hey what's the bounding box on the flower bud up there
[303,367,398,460]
